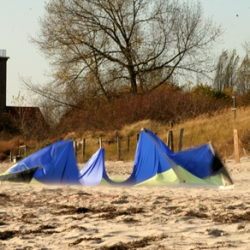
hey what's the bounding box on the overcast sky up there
[1,0,250,105]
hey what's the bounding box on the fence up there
[14,128,185,163]
[73,128,184,162]
[73,135,140,162]
[12,127,242,164]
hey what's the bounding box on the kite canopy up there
[3,139,80,185]
[78,148,105,186]
[140,129,233,187]
[0,129,233,188]
[0,166,41,183]
[78,129,233,187]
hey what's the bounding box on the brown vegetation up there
[0,137,20,161]
[55,87,231,136]
[1,86,250,162]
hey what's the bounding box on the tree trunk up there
[128,66,137,93]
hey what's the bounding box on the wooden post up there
[167,121,174,152]
[171,131,174,152]
[232,95,236,121]
[168,130,174,151]
[166,131,170,147]
[234,129,240,163]
[19,145,27,156]
[178,128,184,151]
[167,130,174,151]
[99,137,102,148]
[117,137,121,160]
[74,141,77,158]
[82,139,85,158]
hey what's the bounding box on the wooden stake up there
[234,129,240,163]
[117,137,121,160]
[74,141,77,158]
[178,128,184,152]
[99,137,102,148]
[82,139,85,159]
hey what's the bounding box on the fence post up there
[234,129,240,163]
[117,137,121,160]
[82,139,85,159]
[74,141,77,158]
[19,145,27,157]
[167,130,174,151]
[166,131,169,146]
[167,121,174,151]
[178,128,184,151]
[99,137,101,148]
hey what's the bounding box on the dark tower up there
[0,50,9,113]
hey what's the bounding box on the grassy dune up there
[1,106,250,162]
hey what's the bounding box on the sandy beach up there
[0,159,249,250]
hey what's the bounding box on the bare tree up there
[214,50,239,91]
[243,40,250,55]
[235,55,250,95]
[8,94,49,140]
[30,0,222,104]
[214,51,228,91]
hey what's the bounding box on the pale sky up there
[1,0,250,105]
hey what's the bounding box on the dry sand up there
[0,159,249,250]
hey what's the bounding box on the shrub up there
[53,87,232,136]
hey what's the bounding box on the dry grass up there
[77,107,250,161]
[119,119,167,137]
[0,137,20,161]
[0,137,40,162]
[1,107,250,162]
[176,107,250,160]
